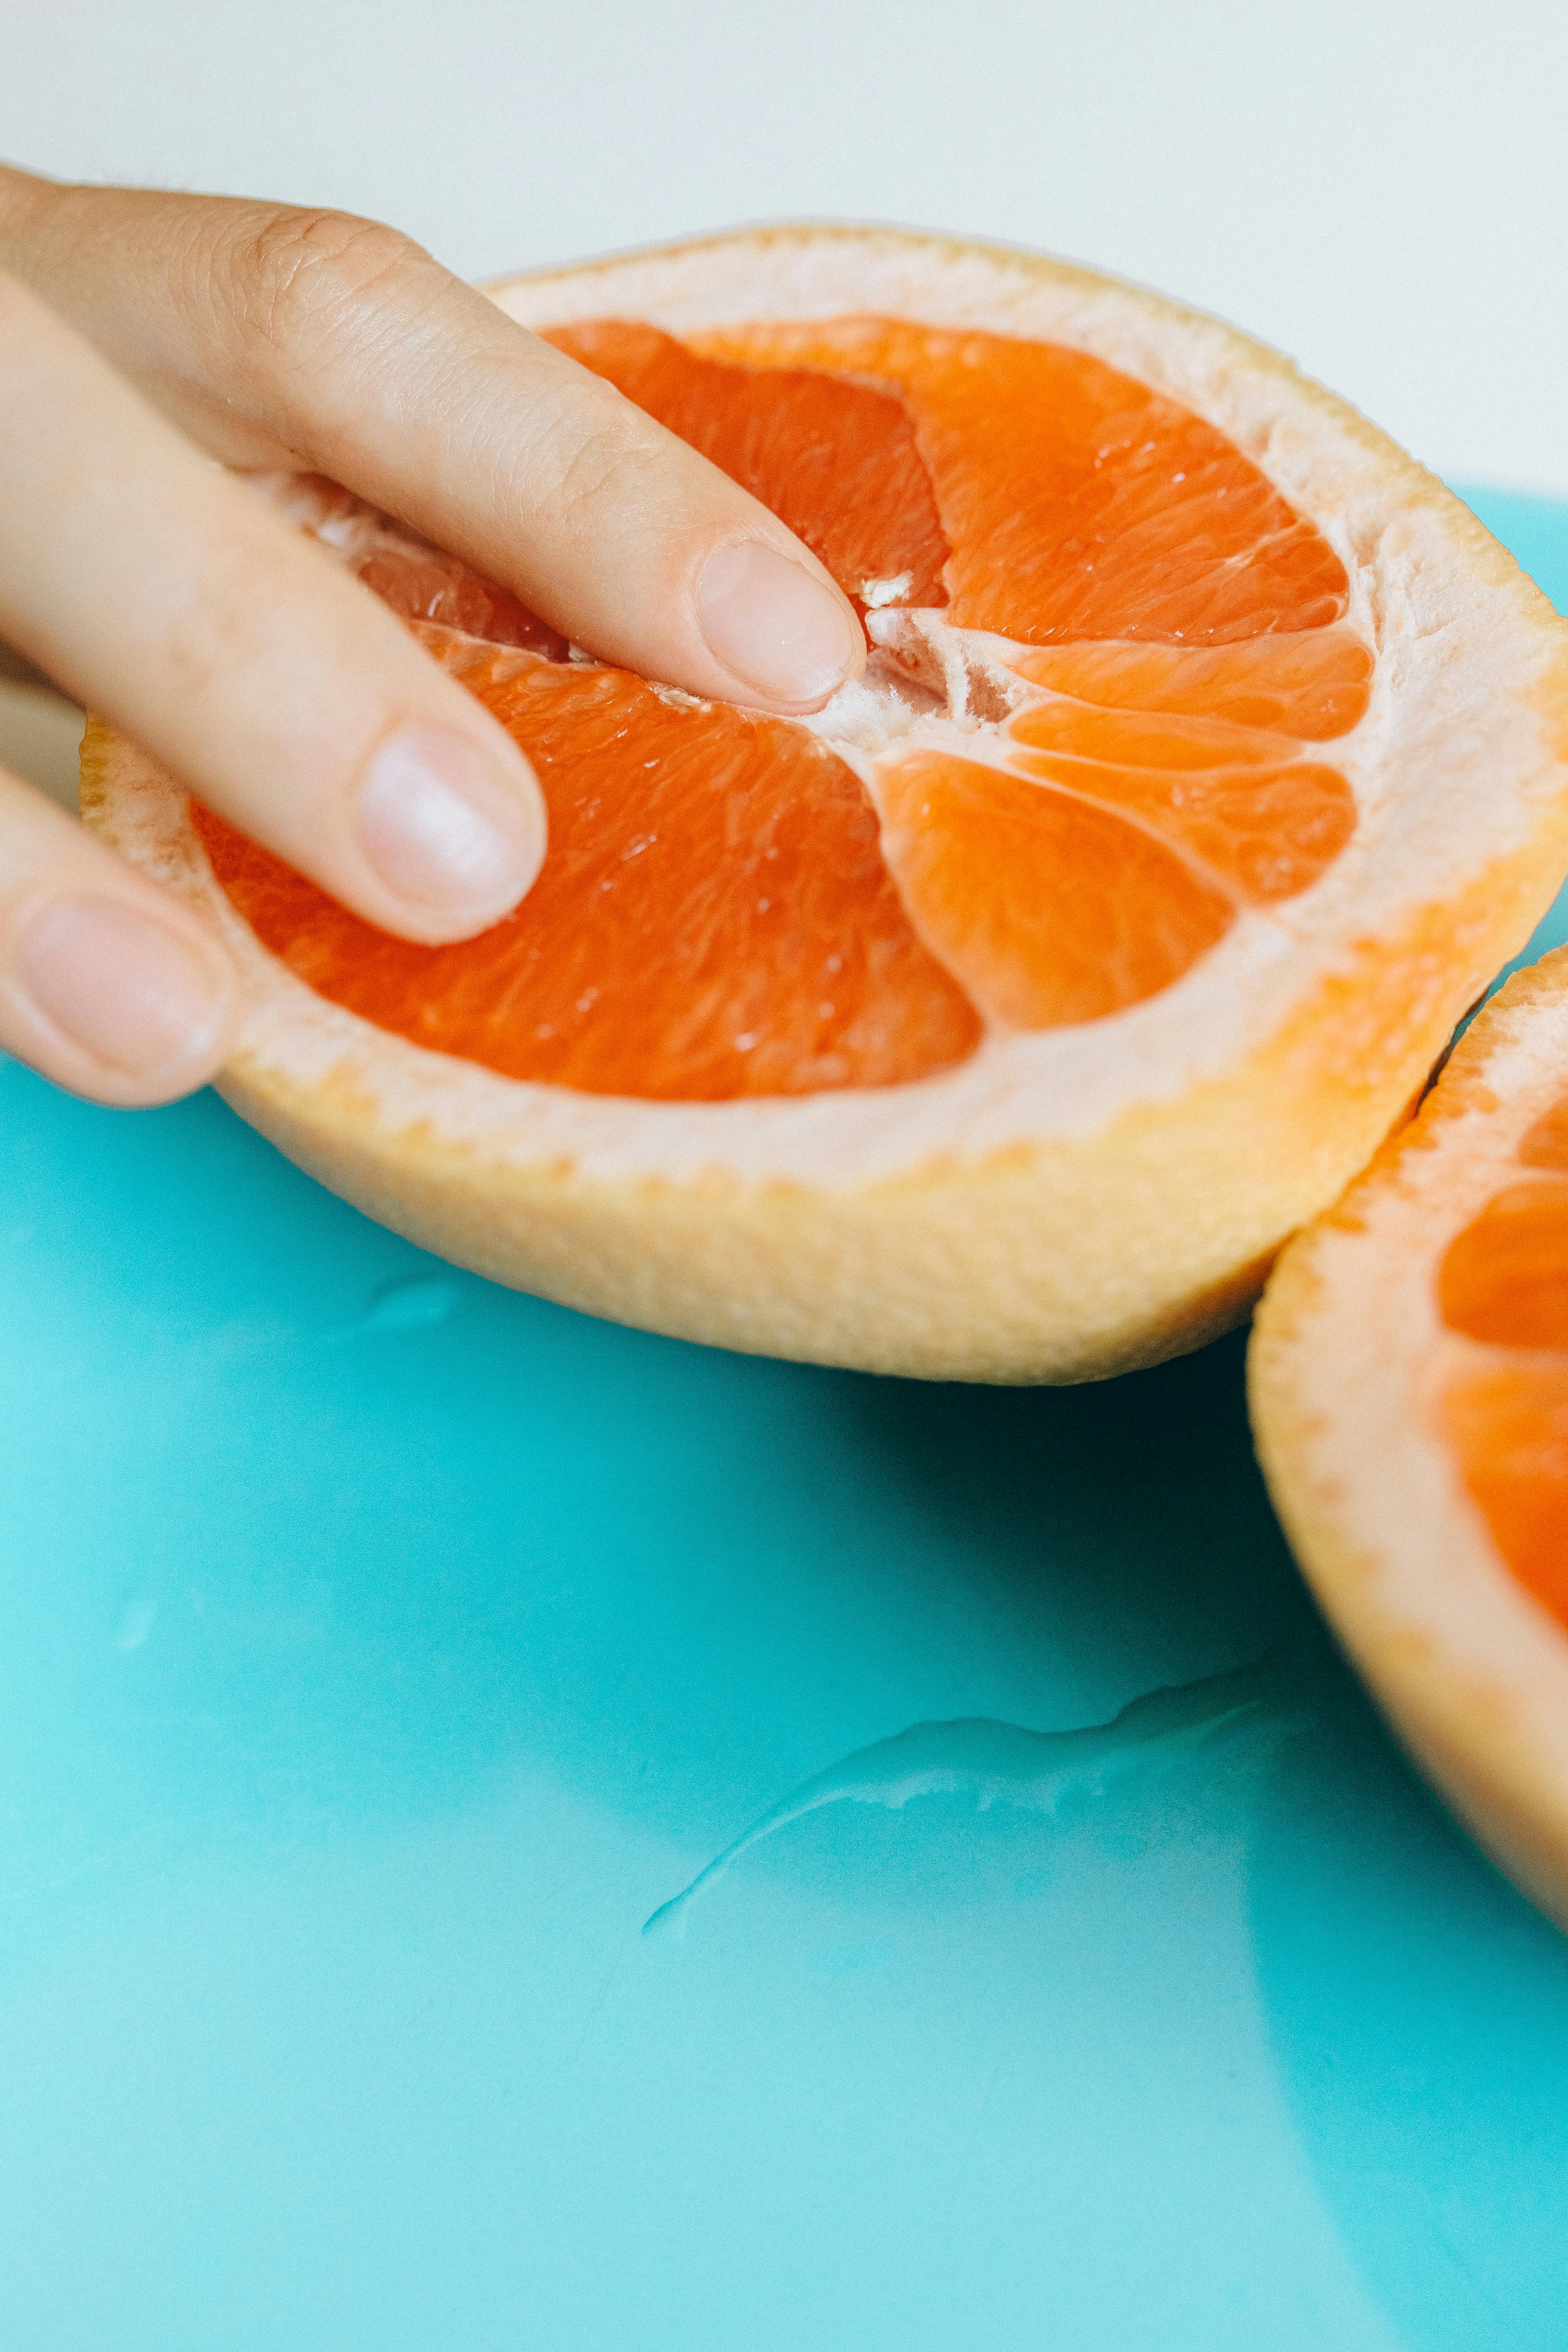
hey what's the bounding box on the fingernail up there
[697,541,861,706]
[354,727,545,918]
[21,896,233,1077]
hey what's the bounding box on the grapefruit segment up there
[1432,1088,1568,1603]
[1442,1363,1568,1623]
[1438,1181,1568,1351]
[1518,1094,1568,1170]
[1007,748,1356,907]
[194,638,980,1100]
[1004,634,1372,740]
[1007,698,1301,770]
[876,751,1234,1028]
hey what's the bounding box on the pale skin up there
[0,165,865,1107]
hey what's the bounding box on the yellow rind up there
[80,225,1568,1382]
[1251,952,1568,1930]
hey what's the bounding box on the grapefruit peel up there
[1252,951,1568,1930]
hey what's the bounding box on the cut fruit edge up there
[81,226,1568,1379]
[1251,949,1568,1928]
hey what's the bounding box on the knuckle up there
[215,207,431,356]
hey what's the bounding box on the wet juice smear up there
[1441,1094,1568,1621]
[197,316,1365,1101]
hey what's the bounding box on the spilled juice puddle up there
[645,1649,1311,1939]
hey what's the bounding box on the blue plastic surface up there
[3,494,1568,2352]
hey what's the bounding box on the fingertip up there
[350,723,548,941]
[8,890,240,1107]
[695,540,865,712]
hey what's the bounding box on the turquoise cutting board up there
[3,491,1567,2352]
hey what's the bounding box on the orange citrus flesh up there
[1441,1094,1568,1619]
[195,641,979,1100]
[1519,1097,1568,1170]
[874,751,1233,1028]
[547,321,951,620]
[1002,636,1371,740]
[666,320,1353,644]
[195,318,1366,1101]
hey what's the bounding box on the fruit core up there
[195,315,1368,1103]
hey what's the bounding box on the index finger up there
[0,174,866,715]
[0,268,547,949]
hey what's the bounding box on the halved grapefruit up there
[82,227,1568,1380]
[1252,950,1568,1927]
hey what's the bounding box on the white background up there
[2,0,1565,496]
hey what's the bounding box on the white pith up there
[99,227,1566,1190]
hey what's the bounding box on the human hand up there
[0,167,863,1107]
